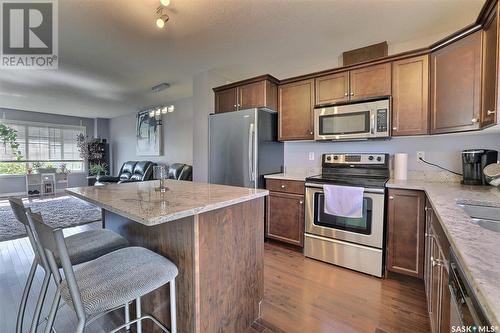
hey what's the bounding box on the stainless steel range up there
[304,153,389,277]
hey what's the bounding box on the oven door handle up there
[305,182,385,194]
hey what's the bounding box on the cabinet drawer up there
[266,179,305,194]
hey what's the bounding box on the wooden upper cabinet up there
[431,31,482,134]
[482,10,498,127]
[215,87,238,113]
[350,63,391,100]
[386,189,426,278]
[392,55,430,136]
[315,72,349,106]
[214,76,278,113]
[238,80,278,111]
[278,79,315,141]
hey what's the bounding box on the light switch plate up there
[308,152,315,161]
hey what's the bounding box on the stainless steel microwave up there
[314,99,390,141]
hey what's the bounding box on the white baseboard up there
[0,191,26,198]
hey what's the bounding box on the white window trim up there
[0,119,87,176]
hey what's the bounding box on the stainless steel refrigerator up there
[209,108,284,188]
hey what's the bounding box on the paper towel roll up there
[394,153,408,180]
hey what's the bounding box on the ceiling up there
[0,0,486,119]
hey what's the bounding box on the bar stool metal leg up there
[125,302,130,330]
[136,297,142,333]
[170,279,177,333]
[16,259,37,333]
[30,270,51,333]
[43,290,61,333]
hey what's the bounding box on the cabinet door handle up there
[471,117,479,123]
[425,206,432,212]
[392,127,397,131]
[431,258,442,267]
[281,185,286,189]
[389,196,394,200]
[310,131,314,135]
[299,200,304,205]
[487,110,496,115]
[350,92,355,96]
[344,92,348,97]
[234,104,237,108]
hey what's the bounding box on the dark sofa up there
[95,161,192,185]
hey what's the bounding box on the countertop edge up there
[386,181,499,326]
[66,188,269,227]
[264,174,308,182]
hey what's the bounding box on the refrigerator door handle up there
[248,123,255,182]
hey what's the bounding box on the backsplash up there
[284,132,500,179]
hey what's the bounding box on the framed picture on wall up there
[136,109,162,156]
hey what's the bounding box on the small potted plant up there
[59,162,70,174]
[89,162,108,176]
[37,162,57,174]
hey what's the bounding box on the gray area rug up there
[0,196,101,242]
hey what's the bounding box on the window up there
[0,120,86,175]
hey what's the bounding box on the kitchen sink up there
[457,201,500,233]
[471,219,500,233]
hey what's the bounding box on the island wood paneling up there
[104,211,196,333]
[103,197,265,333]
[197,197,264,333]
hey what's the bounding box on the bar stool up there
[28,211,178,333]
[9,197,130,333]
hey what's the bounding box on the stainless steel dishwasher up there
[449,250,492,330]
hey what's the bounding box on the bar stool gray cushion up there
[55,229,129,266]
[59,246,178,316]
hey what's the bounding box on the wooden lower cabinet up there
[424,203,451,333]
[388,193,451,332]
[386,189,426,278]
[265,179,305,247]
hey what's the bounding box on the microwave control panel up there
[376,109,388,133]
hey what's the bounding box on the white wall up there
[192,71,231,182]
[284,132,500,173]
[109,97,194,173]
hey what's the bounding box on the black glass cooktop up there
[306,174,389,189]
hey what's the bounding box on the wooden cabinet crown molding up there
[212,74,279,92]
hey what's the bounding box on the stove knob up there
[333,156,339,161]
[368,156,374,161]
[326,156,332,161]
[377,156,382,162]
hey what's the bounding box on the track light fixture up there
[155,1,171,29]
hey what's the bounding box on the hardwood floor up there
[255,242,430,333]
[0,224,430,333]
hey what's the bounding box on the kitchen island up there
[66,180,268,333]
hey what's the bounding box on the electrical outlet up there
[417,151,425,161]
[308,152,315,161]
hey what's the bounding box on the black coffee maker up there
[461,149,498,185]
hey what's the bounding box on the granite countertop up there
[387,179,500,326]
[66,180,268,226]
[264,169,319,182]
